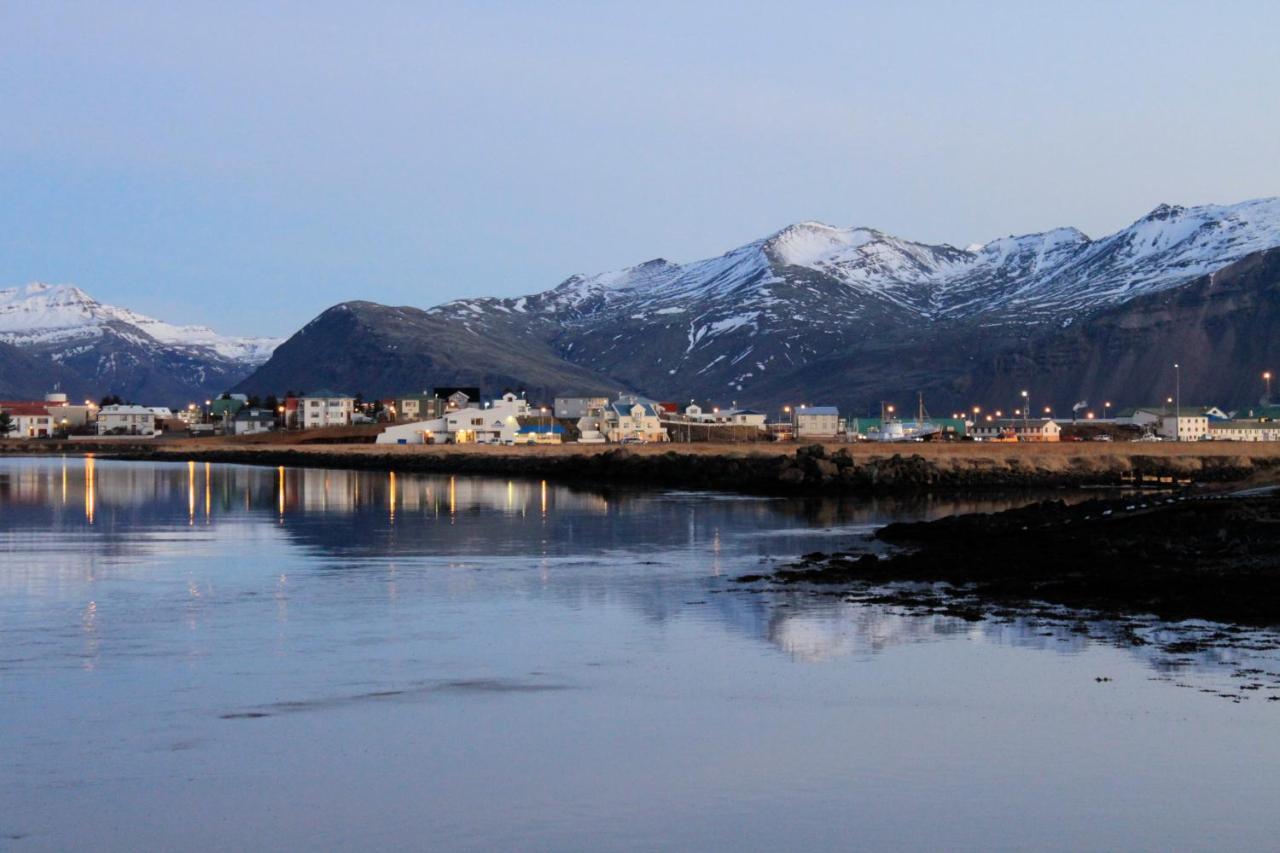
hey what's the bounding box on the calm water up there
[3,457,1280,851]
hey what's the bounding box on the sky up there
[2,1,1279,337]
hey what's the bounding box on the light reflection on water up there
[2,457,1280,851]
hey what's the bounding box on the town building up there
[231,408,278,435]
[1,393,96,436]
[601,397,669,443]
[1207,420,1280,442]
[433,387,482,412]
[385,393,444,423]
[294,391,355,428]
[576,416,607,444]
[554,396,609,419]
[716,408,767,428]
[1157,409,1211,441]
[210,396,246,423]
[793,406,840,439]
[513,422,565,444]
[0,403,56,438]
[97,404,158,436]
[375,392,530,445]
[971,417,1062,442]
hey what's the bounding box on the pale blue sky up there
[3,1,1278,336]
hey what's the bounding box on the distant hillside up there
[224,196,1280,409]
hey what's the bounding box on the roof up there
[99,405,154,415]
[1211,420,1280,430]
[0,403,52,416]
[610,401,660,417]
[721,408,765,416]
[516,423,565,434]
[234,408,276,421]
[299,389,353,399]
[796,406,839,416]
[975,418,1059,429]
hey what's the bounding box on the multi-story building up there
[1158,409,1211,441]
[294,391,355,428]
[793,406,840,439]
[554,396,609,419]
[97,405,158,436]
[601,397,668,443]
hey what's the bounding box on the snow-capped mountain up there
[239,197,1280,409]
[0,283,281,401]
[0,283,279,363]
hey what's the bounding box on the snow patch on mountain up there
[0,282,281,364]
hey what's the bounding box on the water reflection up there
[6,457,1280,851]
[1,457,1275,695]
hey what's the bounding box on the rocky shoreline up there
[755,489,1280,626]
[9,440,1280,495]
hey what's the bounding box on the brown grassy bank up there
[9,437,1280,494]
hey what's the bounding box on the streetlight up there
[1104,401,1111,420]
[1265,371,1273,403]
[1020,390,1029,436]
[1173,362,1181,441]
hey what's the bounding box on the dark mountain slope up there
[235,301,621,399]
[0,340,81,399]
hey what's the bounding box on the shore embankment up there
[7,437,1280,494]
[761,489,1280,626]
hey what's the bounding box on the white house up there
[683,403,713,422]
[231,408,277,435]
[717,408,767,428]
[576,416,607,444]
[1158,409,1210,441]
[554,396,608,419]
[297,391,355,428]
[794,406,840,439]
[376,392,532,445]
[602,397,668,443]
[0,403,56,438]
[97,404,158,436]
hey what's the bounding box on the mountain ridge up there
[237,196,1280,409]
[0,282,282,401]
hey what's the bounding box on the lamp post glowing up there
[1173,362,1181,441]
[1266,371,1274,403]
[1020,390,1029,436]
[1104,401,1111,420]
